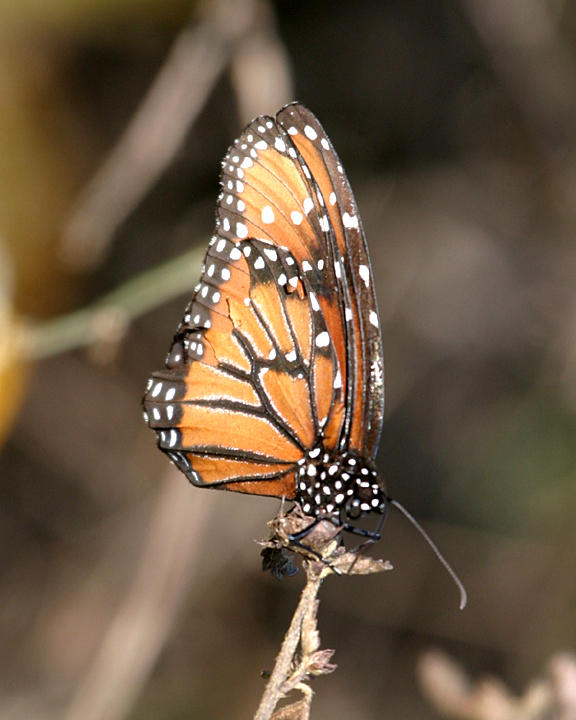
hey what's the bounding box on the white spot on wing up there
[343,212,359,229]
[261,206,275,224]
[316,331,330,347]
[359,264,370,287]
[237,222,248,239]
[291,210,303,225]
[304,125,317,140]
[369,310,379,327]
[303,198,314,215]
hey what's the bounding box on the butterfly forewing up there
[276,104,384,460]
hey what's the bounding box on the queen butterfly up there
[143,102,466,607]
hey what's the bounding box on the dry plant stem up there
[61,0,274,269]
[229,0,294,122]
[254,567,323,720]
[269,697,310,720]
[63,472,219,720]
[6,247,203,368]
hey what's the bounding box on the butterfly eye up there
[345,498,363,520]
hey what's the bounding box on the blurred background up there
[1,0,576,718]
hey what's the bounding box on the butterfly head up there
[296,448,387,522]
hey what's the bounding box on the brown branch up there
[1,246,202,371]
[61,0,258,269]
[417,649,558,720]
[61,0,294,271]
[229,0,294,123]
[254,509,392,720]
[254,567,324,720]
[62,472,221,720]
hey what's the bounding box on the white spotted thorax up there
[296,447,386,521]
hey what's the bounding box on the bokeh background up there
[1,0,576,718]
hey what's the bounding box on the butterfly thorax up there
[295,448,387,521]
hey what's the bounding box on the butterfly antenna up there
[390,499,468,610]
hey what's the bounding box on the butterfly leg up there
[288,517,325,543]
[287,517,345,574]
[341,502,390,552]
[341,524,382,540]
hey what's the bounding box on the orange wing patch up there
[259,369,314,448]
[177,406,302,461]
[187,454,293,486]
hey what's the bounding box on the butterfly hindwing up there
[144,233,343,498]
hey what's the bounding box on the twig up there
[1,246,203,371]
[61,0,289,270]
[417,649,554,720]
[63,471,220,720]
[229,0,294,123]
[254,567,324,720]
[254,509,391,719]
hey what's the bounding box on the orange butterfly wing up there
[143,103,384,499]
[276,104,384,460]
[144,234,341,498]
